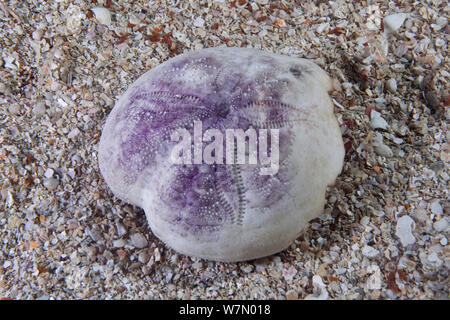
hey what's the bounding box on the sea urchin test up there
[98,47,344,262]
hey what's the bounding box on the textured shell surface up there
[98,47,344,262]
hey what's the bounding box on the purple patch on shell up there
[98,47,344,262]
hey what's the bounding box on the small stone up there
[430,200,443,215]
[44,168,54,178]
[0,82,10,95]
[433,218,448,232]
[154,247,161,262]
[88,226,103,242]
[115,221,127,237]
[360,216,370,226]
[8,103,20,115]
[367,265,382,290]
[362,246,379,258]
[84,246,97,259]
[32,29,44,41]
[373,144,393,157]
[32,101,46,116]
[435,39,445,47]
[130,233,148,249]
[112,239,126,248]
[386,78,397,93]
[138,251,150,264]
[240,264,254,274]
[274,19,286,28]
[43,178,58,191]
[67,128,80,139]
[440,237,448,246]
[193,16,204,27]
[436,16,448,28]
[117,249,127,259]
[396,215,416,247]
[192,261,203,269]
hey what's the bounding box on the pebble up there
[0,82,9,95]
[130,233,148,248]
[43,178,59,191]
[370,110,389,130]
[435,39,445,47]
[436,16,448,29]
[433,218,448,232]
[67,128,80,139]
[373,144,393,157]
[396,215,416,247]
[430,200,443,215]
[112,239,126,248]
[44,168,54,178]
[8,103,20,115]
[240,264,254,274]
[88,227,103,242]
[440,237,448,246]
[154,247,161,262]
[367,265,382,290]
[193,16,205,27]
[32,29,44,41]
[386,78,397,93]
[32,101,46,116]
[115,221,127,237]
[138,251,150,264]
[360,216,370,226]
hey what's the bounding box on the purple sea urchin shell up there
[98,47,344,262]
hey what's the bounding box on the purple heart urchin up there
[98,47,344,262]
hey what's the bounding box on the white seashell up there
[193,16,205,27]
[383,13,407,33]
[91,7,112,26]
[32,29,44,41]
[396,215,416,247]
[370,110,389,130]
[374,144,393,157]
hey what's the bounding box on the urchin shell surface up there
[98,47,344,262]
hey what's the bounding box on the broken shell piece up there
[91,7,112,26]
[383,13,408,34]
[370,110,389,130]
[396,215,416,247]
[98,47,345,262]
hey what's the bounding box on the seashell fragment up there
[383,13,407,34]
[98,47,344,262]
[91,7,112,26]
